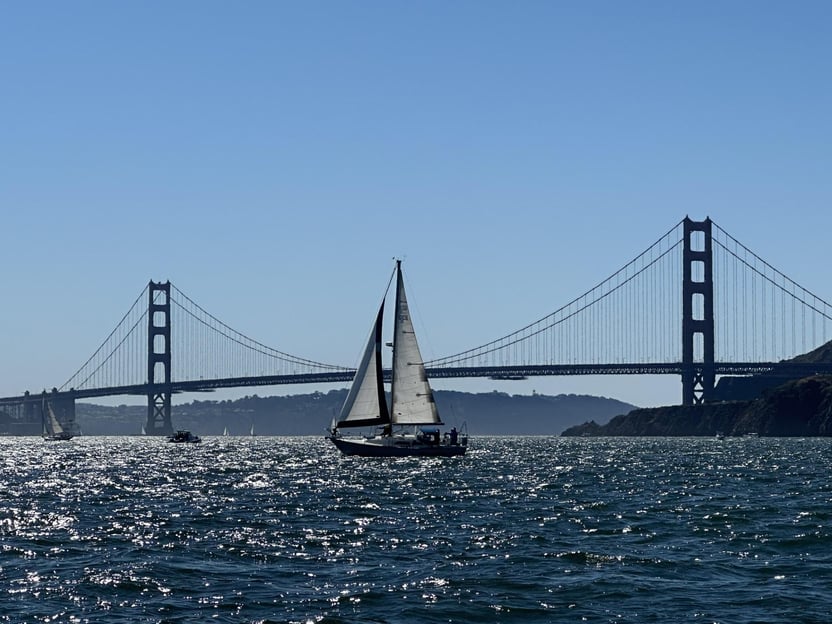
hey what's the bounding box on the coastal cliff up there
[563,375,832,437]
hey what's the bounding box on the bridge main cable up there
[426,218,686,369]
[169,284,351,373]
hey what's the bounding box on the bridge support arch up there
[146,281,173,435]
[682,217,715,405]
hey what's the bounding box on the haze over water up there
[2,436,830,623]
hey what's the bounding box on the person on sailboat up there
[450,427,458,445]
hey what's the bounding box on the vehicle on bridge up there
[328,261,468,457]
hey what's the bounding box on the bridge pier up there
[23,391,35,426]
[0,391,40,435]
[146,281,174,436]
[682,217,715,405]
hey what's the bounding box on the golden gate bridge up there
[3,217,832,435]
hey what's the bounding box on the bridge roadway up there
[3,361,832,406]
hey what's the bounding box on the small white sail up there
[391,264,441,426]
[336,302,391,429]
[223,426,229,436]
[48,406,65,436]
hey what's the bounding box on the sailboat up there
[328,260,468,457]
[42,399,73,441]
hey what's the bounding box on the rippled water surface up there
[2,436,832,623]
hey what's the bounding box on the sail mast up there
[390,259,401,421]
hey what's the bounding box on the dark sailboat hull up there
[43,433,73,441]
[329,435,466,457]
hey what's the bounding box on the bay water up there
[2,436,831,623]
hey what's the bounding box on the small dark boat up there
[167,430,202,443]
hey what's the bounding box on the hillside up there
[76,389,636,436]
[714,339,832,401]
[563,375,832,437]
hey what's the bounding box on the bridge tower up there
[146,281,173,435]
[682,217,715,405]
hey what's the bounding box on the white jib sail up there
[48,405,65,435]
[337,302,390,428]
[391,265,441,426]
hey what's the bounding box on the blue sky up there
[2,1,831,408]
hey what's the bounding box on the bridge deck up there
[4,362,832,405]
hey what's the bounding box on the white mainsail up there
[336,303,391,428]
[390,262,441,426]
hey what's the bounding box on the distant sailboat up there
[223,426,229,436]
[250,423,255,437]
[42,399,73,441]
[328,260,468,457]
